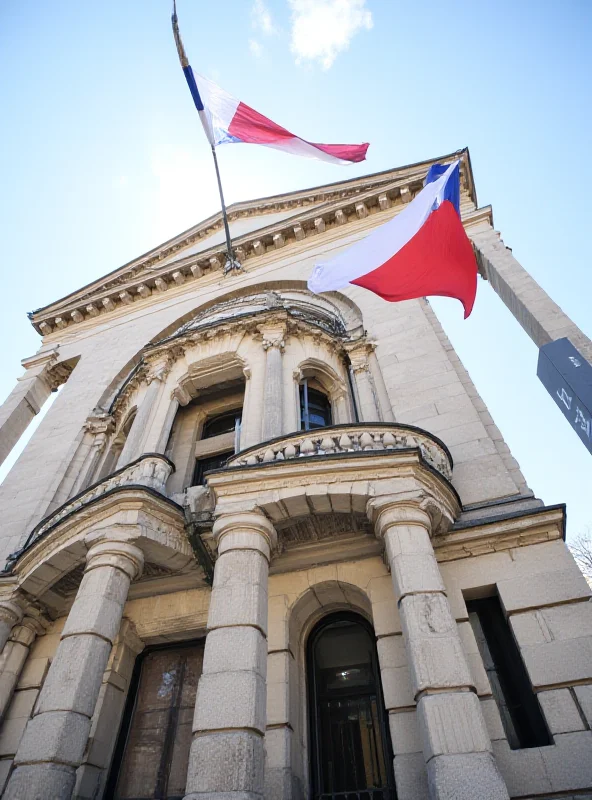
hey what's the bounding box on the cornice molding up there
[434,505,565,562]
[29,151,485,336]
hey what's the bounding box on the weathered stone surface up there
[202,626,266,676]
[13,709,90,766]
[400,593,474,694]
[538,688,586,735]
[185,731,264,794]
[427,751,509,800]
[393,751,429,800]
[194,671,266,733]
[389,710,422,754]
[574,684,592,728]
[35,634,111,716]
[417,691,491,759]
[3,762,76,800]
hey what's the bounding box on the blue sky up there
[0,0,591,538]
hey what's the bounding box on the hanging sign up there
[537,337,592,455]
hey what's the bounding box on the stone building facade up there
[0,150,590,800]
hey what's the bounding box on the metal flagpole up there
[172,0,241,274]
[210,145,241,274]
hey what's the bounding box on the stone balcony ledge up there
[226,423,453,481]
[6,454,176,570]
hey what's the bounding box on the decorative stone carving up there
[229,423,452,481]
[378,193,391,210]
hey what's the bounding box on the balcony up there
[16,453,175,559]
[226,423,452,481]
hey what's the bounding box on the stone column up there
[0,349,67,468]
[346,342,380,422]
[4,533,144,800]
[241,360,267,450]
[261,326,286,441]
[370,499,509,800]
[117,358,170,468]
[154,397,180,454]
[471,225,592,362]
[0,597,24,654]
[0,613,47,722]
[71,416,113,496]
[184,511,276,800]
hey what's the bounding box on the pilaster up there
[346,341,381,422]
[261,321,287,441]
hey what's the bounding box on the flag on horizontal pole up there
[171,6,369,165]
[308,161,478,318]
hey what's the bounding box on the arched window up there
[192,408,242,486]
[307,612,395,799]
[300,379,332,431]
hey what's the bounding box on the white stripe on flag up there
[308,162,458,293]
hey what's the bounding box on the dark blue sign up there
[537,338,592,455]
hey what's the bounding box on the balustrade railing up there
[227,423,452,480]
[20,453,175,553]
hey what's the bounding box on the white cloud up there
[288,0,373,69]
[251,0,276,35]
[249,38,263,58]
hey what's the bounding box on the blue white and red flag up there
[172,8,368,165]
[308,161,478,317]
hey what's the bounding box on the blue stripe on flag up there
[183,65,204,111]
[425,163,460,214]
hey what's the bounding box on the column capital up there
[0,596,25,629]
[84,532,144,581]
[368,496,432,538]
[213,511,277,560]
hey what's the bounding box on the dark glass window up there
[108,642,204,800]
[300,380,332,431]
[201,410,241,439]
[468,597,551,749]
[308,613,395,800]
[192,451,233,486]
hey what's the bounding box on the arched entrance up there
[307,612,396,800]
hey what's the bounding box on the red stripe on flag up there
[351,201,477,318]
[228,101,369,162]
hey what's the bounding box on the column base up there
[184,730,264,799]
[427,752,509,800]
[3,763,76,800]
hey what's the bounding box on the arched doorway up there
[307,612,396,799]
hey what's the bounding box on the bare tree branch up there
[569,527,592,581]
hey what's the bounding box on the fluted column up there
[0,613,47,721]
[346,342,380,421]
[370,499,509,800]
[0,596,25,654]
[184,511,276,800]
[261,324,286,441]
[4,533,144,800]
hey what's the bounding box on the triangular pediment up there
[29,149,487,336]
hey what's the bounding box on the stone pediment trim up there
[29,150,484,336]
[434,503,566,562]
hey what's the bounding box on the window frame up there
[306,611,395,800]
[105,639,205,800]
[467,596,551,749]
[300,378,332,432]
